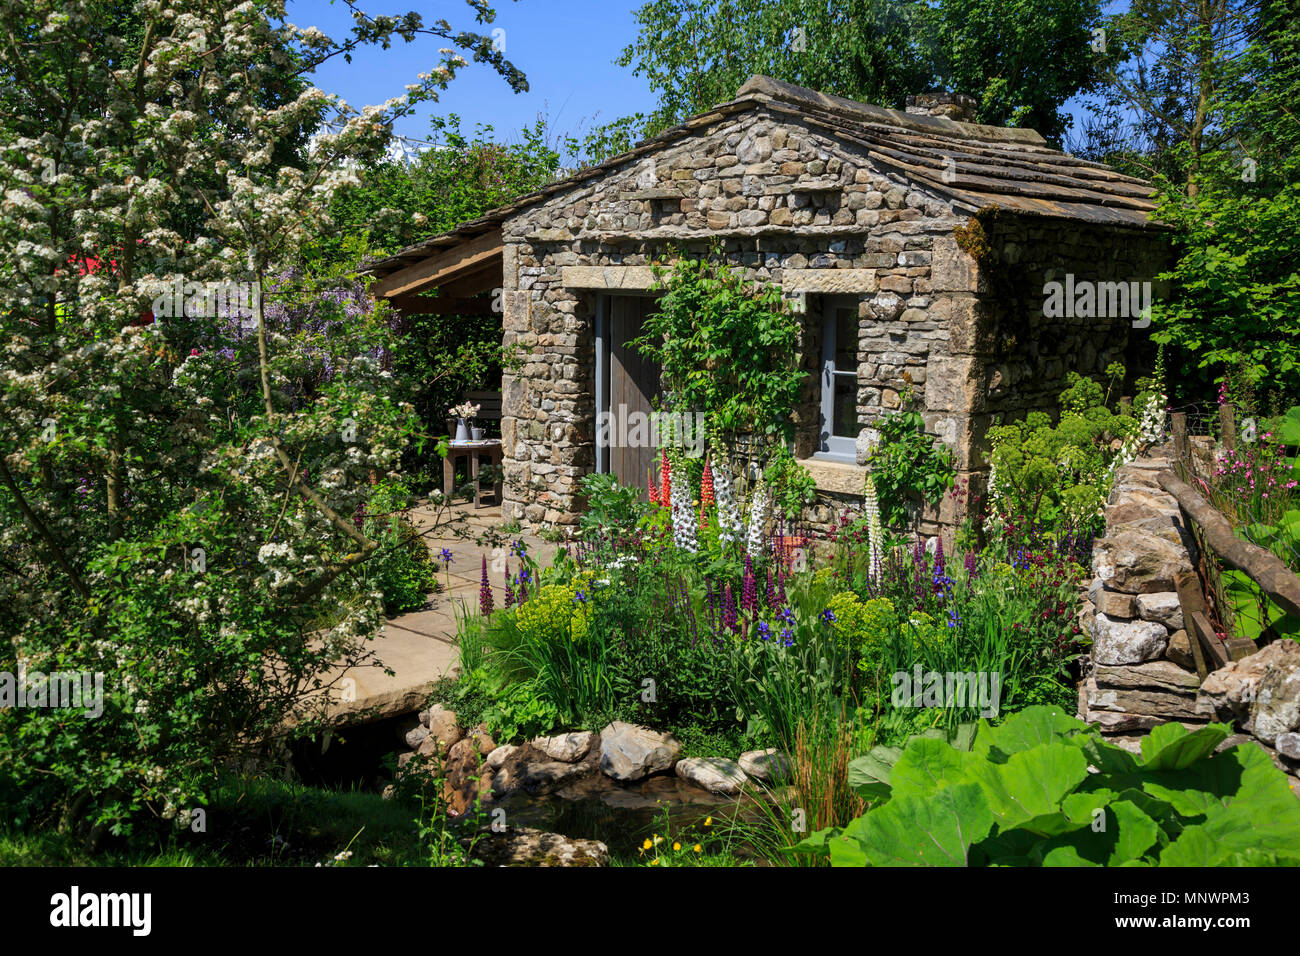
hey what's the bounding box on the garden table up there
[444,439,504,509]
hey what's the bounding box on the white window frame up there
[816,296,859,462]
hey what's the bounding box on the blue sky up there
[292,0,662,149]
[291,0,1108,152]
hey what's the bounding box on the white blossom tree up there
[0,0,523,840]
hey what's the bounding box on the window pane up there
[833,373,856,437]
[834,306,856,371]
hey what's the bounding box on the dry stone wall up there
[1079,447,1300,796]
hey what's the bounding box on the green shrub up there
[866,398,955,530]
[986,366,1139,534]
[360,483,437,615]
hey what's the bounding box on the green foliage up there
[763,445,816,521]
[1111,0,1300,405]
[578,473,651,538]
[360,481,437,615]
[867,401,955,530]
[619,0,1109,146]
[793,707,1300,866]
[986,367,1138,532]
[0,0,508,841]
[309,115,561,268]
[635,253,803,445]
[480,676,562,743]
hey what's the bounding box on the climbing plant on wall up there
[634,250,804,451]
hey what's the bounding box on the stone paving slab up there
[317,501,558,726]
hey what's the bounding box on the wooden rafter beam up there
[372,229,503,299]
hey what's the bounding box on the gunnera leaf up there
[889,737,974,798]
[964,742,1090,832]
[854,783,995,867]
[972,705,1088,762]
[1138,721,1231,771]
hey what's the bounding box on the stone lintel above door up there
[560,264,878,295]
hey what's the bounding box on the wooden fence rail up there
[1157,471,1300,620]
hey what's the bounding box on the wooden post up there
[1159,470,1300,620]
[1171,412,1189,464]
[1190,610,1231,669]
[1174,570,1211,680]
[1219,403,1236,452]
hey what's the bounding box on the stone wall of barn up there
[944,214,1171,501]
[495,104,1167,535]
[498,106,983,528]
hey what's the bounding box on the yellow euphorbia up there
[516,583,590,642]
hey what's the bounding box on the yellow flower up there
[672,842,681,851]
[703,817,712,827]
[642,838,652,850]
[693,844,702,854]
[653,834,663,845]
[649,858,660,866]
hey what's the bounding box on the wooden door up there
[608,295,662,492]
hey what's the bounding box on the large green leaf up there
[851,783,995,867]
[973,706,1088,762]
[889,738,974,798]
[964,743,1090,832]
[1041,844,1102,867]
[846,744,902,802]
[1160,795,1300,865]
[1142,740,1294,817]
[1035,799,1160,865]
[1139,722,1231,771]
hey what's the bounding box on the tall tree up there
[0,0,524,837]
[1146,0,1300,402]
[615,0,1111,146]
[1081,0,1260,192]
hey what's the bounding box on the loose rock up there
[472,827,609,867]
[1093,613,1169,665]
[675,756,749,795]
[531,731,596,763]
[599,722,682,781]
[1136,591,1184,630]
[738,748,792,784]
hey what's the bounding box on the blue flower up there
[781,627,794,646]
[758,621,771,641]
[438,548,454,563]
[820,608,836,624]
[778,606,795,625]
[574,590,586,603]
[511,540,528,558]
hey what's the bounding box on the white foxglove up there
[669,457,697,553]
[864,472,883,581]
[713,458,741,544]
[746,476,768,559]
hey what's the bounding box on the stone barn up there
[364,76,1169,535]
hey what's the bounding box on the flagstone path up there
[317,500,561,725]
